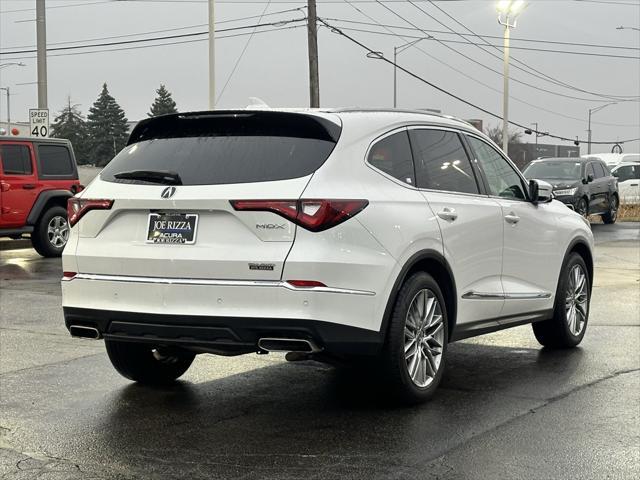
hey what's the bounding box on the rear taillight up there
[230,199,368,232]
[67,198,114,227]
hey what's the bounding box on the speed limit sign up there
[29,109,49,138]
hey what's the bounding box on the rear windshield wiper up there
[113,170,183,185]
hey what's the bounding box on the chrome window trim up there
[64,273,376,296]
[364,125,489,200]
[462,291,552,300]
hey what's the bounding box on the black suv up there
[523,157,619,223]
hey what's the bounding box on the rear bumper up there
[61,275,385,356]
[63,307,383,356]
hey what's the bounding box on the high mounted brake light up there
[230,199,369,232]
[67,198,114,227]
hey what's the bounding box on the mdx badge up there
[256,223,286,229]
[249,263,275,271]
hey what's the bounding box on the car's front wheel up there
[381,272,448,404]
[105,340,195,384]
[602,194,618,224]
[575,197,588,218]
[532,252,590,348]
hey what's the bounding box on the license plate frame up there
[146,213,199,245]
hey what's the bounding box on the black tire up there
[31,206,69,257]
[601,194,618,224]
[532,252,590,348]
[380,272,448,404]
[105,340,195,384]
[575,197,588,218]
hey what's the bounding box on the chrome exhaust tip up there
[69,325,101,340]
[258,337,322,353]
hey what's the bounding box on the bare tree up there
[485,123,523,146]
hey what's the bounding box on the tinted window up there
[467,136,527,200]
[409,129,478,194]
[594,162,607,178]
[523,161,581,180]
[614,165,640,182]
[368,131,415,185]
[38,145,74,176]
[102,113,340,186]
[0,145,32,175]
[586,163,596,180]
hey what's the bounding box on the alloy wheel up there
[404,289,445,387]
[609,197,618,221]
[47,216,69,248]
[576,199,588,218]
[565,264,588,336]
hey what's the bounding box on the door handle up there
[22,184,36,190]
[504,212,520,224]
[437,207,458,221]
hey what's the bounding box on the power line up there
[0,18,305,56]
[417,0,638,101]
[320,17,640,51]
[217,0,273,103]
[368,1,639,103]
[0,6,305,50]
[333,2,639,127]
[320,19,640,145]
[2,25,306,61]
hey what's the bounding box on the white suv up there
[62,109,594,403]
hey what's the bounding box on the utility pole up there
[532,122,538,155]
[208,0,216,109]
[36,0,48,109]
[307,0,320,108]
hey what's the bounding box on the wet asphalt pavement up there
[0,223,638,479]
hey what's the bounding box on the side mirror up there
[584,174,594,184]
[530,179,553,204]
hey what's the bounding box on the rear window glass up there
[0,144,32,175]
[100,112,341,186]
[38,145,75,176]
[367,131,415,185]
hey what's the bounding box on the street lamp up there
[587,102,617,154]
[366,37,430,108]
[393,38,429,108]
[496,0,526,156]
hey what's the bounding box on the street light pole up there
[0,87,10,133]
[393,46,398,108]
[496,0,525,157]
[36,0,47,109]
[208,0,215,109]
[502,24,510,155]
[587,102,617,154]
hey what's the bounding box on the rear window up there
[100,112,341,186]
[38,145,75,177]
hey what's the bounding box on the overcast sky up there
[1,0,639,154]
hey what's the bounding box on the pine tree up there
[51,97,90,165]
[148,84,178,117]
[86,83,129,167]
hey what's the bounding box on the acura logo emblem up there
[161,186,176,199]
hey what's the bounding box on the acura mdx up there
[62,109,594,403]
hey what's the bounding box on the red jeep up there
[0,137,82,257]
